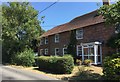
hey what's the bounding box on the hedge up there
[36,55,74,74]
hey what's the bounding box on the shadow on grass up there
[33,67,62,74]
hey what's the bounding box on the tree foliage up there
[67,30,77,58]
[99,2,120,80]
[2,2,44,63]
[99,1,120,32]
[107,33,120,50]
[99,1,120,51]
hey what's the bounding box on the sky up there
[1,0,115,31]
[31,1,105,31]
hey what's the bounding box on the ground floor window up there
[45,49,48,55]
[55,48,59,55]
[63,48,67,55]
[83,44,94,63]
[77,42,102,65]
[40,49,44,55]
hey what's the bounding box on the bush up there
[103,55,120,80]
[76,59,82,65]
[36,55,74,74]
[12,48,35,67]
[111,53,120,58]
[83,59,93,66]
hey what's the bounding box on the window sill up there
[55,42,59,43]
[76,38,83,40]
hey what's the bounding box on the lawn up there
[9,65,103,80]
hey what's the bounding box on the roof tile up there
[41,10,104,37]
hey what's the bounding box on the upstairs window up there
[55,48,59,55]
[40,38,44,45]
[55,34,59,43]
[45,49,48,55]
[76,29,83,39]
[45,37,48,44]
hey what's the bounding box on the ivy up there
[67,30,77,58]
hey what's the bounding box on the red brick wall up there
[49,31,70,56]
[39,31,70,56]
[39,22,115,58]
[77,22,115,58]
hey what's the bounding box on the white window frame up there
[40,38,44,45]
[77,45,82,56]
[76,29,83,39]
[40,49,43,55]
[55,48,59,56]
[63,48,67,56]
[45,37,48,44]
[83,45,94,56]
[55,34,59,43]
[45,48,48,55]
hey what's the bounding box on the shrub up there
[83,59,93,66]
[74,66,102,80]
[76,59,82,65]
[111,53,120,58]
[103,55,120,80]
[12,48,35,67]
[36,55,74,74]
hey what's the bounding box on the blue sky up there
[31,2,104,31]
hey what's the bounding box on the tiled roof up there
[41,10,104,37]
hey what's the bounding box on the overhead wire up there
[39,0,60,28]
[39,0,60,14]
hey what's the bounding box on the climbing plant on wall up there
[67,30,77,58]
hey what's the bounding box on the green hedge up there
[103,53,120,80]
[36,55,74,74]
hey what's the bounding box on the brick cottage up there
[39,1,116,65]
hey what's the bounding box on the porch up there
[77,42,102,65]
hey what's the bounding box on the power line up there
[39,0,59,14]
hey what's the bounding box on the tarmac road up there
[1,65,64,82]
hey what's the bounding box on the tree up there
[99,1,120,80]
[2,2,44,63]
[99,1,120,51]
[99,1,120,32]
[67,30,77,58]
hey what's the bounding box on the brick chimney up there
[102,0,110,5]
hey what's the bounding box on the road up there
[1,65,62,81]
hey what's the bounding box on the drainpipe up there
[82,45,84,62]
[100,45,102,64]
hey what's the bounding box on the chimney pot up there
[103,0,110,5]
